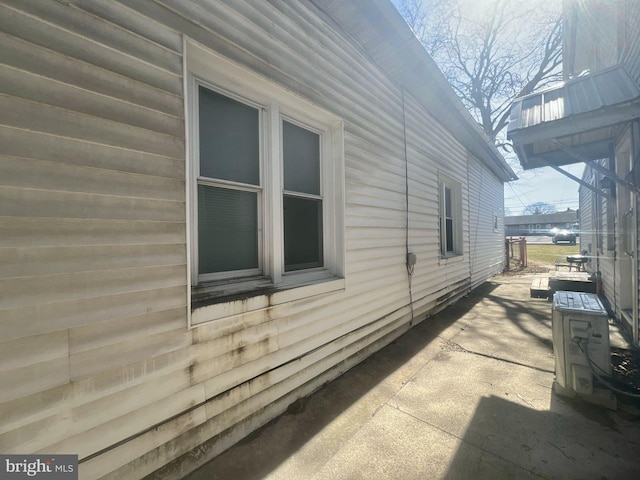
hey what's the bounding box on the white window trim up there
[280,115,324,274]
[438,173,463,259]
[191,81,265,283]
[185,39,345,326]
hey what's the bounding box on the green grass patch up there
[526,244,580,266]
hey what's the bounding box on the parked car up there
[552,229,577,244]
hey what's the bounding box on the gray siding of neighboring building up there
[505,210,578,237]
[0,1,510,478]
[621,0,640,83]
[568,0,640,343]
[578,167,595,254]
[578,163,615,302]
[565,0,640,82]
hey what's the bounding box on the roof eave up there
[312,0,517,182]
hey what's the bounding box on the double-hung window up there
[186,41,344,322]
[439,174,462,258]
[282,119,324,271]
[197,87,262,279]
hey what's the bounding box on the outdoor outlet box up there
[407,252,417,266]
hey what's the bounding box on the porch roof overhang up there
[507,65,640,170]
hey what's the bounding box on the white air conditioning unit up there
[551,291,616,409]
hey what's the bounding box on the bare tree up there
[397,0,450,58]
[522,202,556,215]
[398,0,562,149]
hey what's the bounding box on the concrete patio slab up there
[177,276,640,480]
[311,404,542,480]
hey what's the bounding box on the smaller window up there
[493,213,499,232]
[439,175,462,257]
[282,120,323,272]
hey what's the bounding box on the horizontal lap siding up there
[622,1,640,83]
[0,1,503,479]
[0,0,190,475]
[468,156,506,287]
[578,166,614,310]
[579,168,596,261]
[402,95,471,306]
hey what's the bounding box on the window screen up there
[283,196,323,271]
[198,185,258,274]
[199,86,260,185]
[444,186,454,252]
[283,121,320,195]
[197,85,261,276]
[282,120,323,272]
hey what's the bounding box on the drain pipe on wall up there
[401,89,416,324]
[632,120,639,345]
[632,192,638,345]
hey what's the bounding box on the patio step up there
[530,272,596,299]
[530,276,550,298]
[549,271,595,294]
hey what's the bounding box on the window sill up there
[439,253,464,265]
[190,272,344,326]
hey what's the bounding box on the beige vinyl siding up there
[0,0,190,473]
[468,155,506,288]
[0,1,508,478]
[401,93,472,310]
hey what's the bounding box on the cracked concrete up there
[180,275,640,480]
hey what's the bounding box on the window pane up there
[283,196,323,271]
[445,218,454,252]
[283,120,320,195]
[199,86,260,185]
[445,186,452,217]
[198,185,258,274]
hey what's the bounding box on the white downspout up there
[632,195,638,345]
[632,120,639,346]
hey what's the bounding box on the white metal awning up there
[507,65,640,170]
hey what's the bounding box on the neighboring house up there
[508,0,640,345]
[0,1,516,478]
[505,209,579,236]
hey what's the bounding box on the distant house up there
[0,1,516,478]
[508,0,640,345]
[505,209,579,236]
